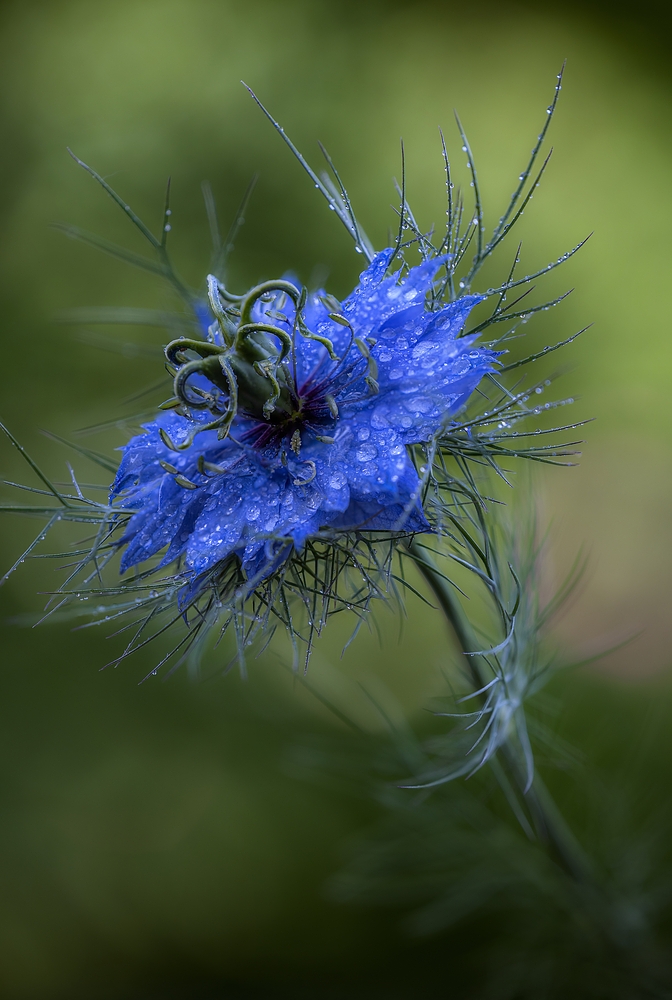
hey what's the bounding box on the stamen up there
[293,460,317,486]
[267,309,290,324]
[325,394,339,419]
[355,337,379,382]
[160,428,176,450]
[159,460,179,474]
[174,474,199,490]
[197,454,244,476]
[320,293,342,314]
[354,336,370,359]
[290,429,302,455]
[188,386,216,401]
[328,311,352,329]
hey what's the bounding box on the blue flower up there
[110,249,496,592]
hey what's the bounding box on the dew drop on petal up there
[356,444,378,462]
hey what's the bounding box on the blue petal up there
[327,499,430,534]
[334,425,413,501]
[183,454,351,577]
[342,252,450,339]
[240,540,294,587]
[350,293,497,443]
[111,248,496,593]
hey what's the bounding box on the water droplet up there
[356,444,378,462]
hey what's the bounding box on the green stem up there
[407,538,593,886]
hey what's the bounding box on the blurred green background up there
[1,1,671,996]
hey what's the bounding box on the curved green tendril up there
[216,357,239,438]
[239,279,302,326]
[206,274,236,347]
[165,272,342,444]
[236,322,292,361]
[173,359,217,409]
[215,279,245,303]
[164,338,225,367]
[160,357,238,452]
[253,358,282,419]
[239,279,338,361]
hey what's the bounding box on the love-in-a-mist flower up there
[110,248,496,597]
[2,70,584,680]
